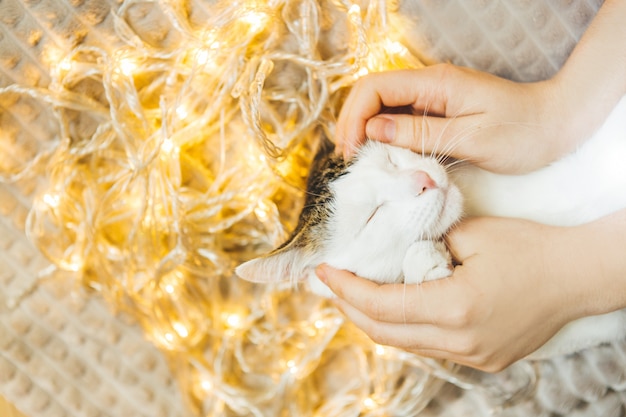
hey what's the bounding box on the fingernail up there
[369,116,395,143]
[383,118,395,142]
[316,264,328,284]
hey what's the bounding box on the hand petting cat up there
[323,0,626,372]
[335,0,626,176]
[317,212,626,372]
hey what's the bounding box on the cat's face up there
[236,140,462,287]
[330,141,462,246]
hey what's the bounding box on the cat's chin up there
[306,272,336,298]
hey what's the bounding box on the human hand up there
[335,64,583,175]
[315,216,586,372]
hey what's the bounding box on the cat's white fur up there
[452,96,626,359]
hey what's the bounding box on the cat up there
[236,137,463,298]
[237,95,626,360]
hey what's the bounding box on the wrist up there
[550,210,626,320]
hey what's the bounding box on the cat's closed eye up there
[386,152,398,168]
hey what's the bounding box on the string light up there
[117,57,138,76]
[0,0,535,415]
[42,193,60,208]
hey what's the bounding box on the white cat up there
[237,96,626,360]
[236,139,463,297]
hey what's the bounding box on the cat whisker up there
[300,202,329,210]
[365,204,382,224]
[304,190,330,199]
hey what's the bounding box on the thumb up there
[365,114,471,157]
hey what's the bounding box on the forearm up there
[553,208,626,321]
[551,0,626,149]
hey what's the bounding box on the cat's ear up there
[235,235,311,283]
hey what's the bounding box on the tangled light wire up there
[0,0,536,415]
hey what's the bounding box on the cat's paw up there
[403,240,452,284]
[307,271,336,298]
[423,264,453,281]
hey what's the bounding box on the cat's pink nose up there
[413,170,437,194]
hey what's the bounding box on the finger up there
[445,217,505,262]
[444,224,474,264]
[334,298,483,367]
[317,264,457,324]
[333,298,446,351]
[365,113,478,158]
[336,67,453,159]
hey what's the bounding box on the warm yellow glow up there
[195,49,210,66]
[287,359,298,374]
[43,193,60,208]
[253,200,270,221]
[240,10,269,33]
[357,66,369,77]
[118,57,137,76]
[363,397,377,410]
[173,322,189,338]
[201,378,213,392]
[176,104,190,120]
[221,311,245,331]
[58,59,73,73]
[0,1,477,416]
[385,39,409,56]
[42,46,65,69]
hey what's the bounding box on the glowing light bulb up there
[176,104,189,120]
[362,397,377,410]
[348,4,361,15]
[162,139,175,155]
[164,284,175,294]
[254,200,270,221]
[287,360,298,374]
[241,11,268,33]
[173,322,189,338]
[195,49,210,66]
[118,58,137,76]
[385,39,408,56]
[161,138,176,156]
[43,193,60,208]
[222,312,244,330]
[58,59,72,72]
[201,379,213,392]
[357,66,369,77]
[43,46,64,69]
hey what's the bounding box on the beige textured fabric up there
[0,182,187,417]
[2,1,626,416]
